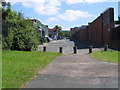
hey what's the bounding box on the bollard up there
[43,46,46,52]
[73,46,77,54]
[89,46,92,53]
[59,47,62,53]
[104,45,108,51]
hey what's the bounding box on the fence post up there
[89,46,92,53]
[104,45,108,51]
[73,46,77,54]
[43,46,46,52]
[59,47,62,53]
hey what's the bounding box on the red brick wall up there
[102,22,114,46]
[71,8,119,49]
[89,16,103,44]
[77,28,88,41]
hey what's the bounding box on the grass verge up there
[2,51,61,88]
[0,44,2,90]
[90,50,119,64]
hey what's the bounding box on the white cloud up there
[22,0,61,15]
[46,17,59,23]
[57,10,93,21]
[62,29,70,31]
[5,0,119,15]
[45,9,93,24]
[6,0,61,15]
[66,0,119,4]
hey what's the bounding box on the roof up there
[48,28,56,31]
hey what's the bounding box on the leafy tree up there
[7,2,11,7]
[61,31,71,38]
[2,4,41,51]
[2,2,7,8]
[54,25,62,38]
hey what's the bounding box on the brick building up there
[71,8,120,49]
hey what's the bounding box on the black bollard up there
[43,46,46,52]
[73,46,77,54]
[89,46,92,53]
[104,45,108,51]
[59,47,62,53]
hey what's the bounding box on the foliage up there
[54,25,62,37]
[2,3,41,51]
[53,25,71,38]
[61,31,71,38]
[90,51,119,64]
[2,51,61,88]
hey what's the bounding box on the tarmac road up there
[24,39,118,88]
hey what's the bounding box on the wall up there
[71,8,119,49]
[89,16,103,44]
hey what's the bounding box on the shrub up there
[2,6,41,51]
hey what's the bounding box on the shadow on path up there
[70,39,102,49]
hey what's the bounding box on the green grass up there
[90,51,119,64]
[2,51,61,88]
[0,44,1,90]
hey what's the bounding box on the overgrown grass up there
[90,50,119,64]
[2,51,61,88]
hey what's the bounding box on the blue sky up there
[8,0,119,30]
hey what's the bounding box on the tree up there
[17,12,24,20]
[2,1,7,8]
[2,5,41,51]
[2,1,11,8]
[54,25,62,39]
[7,2,11,7]
[61,31,71,38]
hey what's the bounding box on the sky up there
[5,0,120,31]
[118,1,120,17]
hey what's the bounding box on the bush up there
[2,6,41,51]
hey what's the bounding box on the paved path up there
[24,39,118,88]
[37,39,75,54]
[37,39,103,55]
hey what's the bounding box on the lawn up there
[0,44,1,90]
[90,50,119,64]
[2,51,61,88]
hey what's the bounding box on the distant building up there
[48,28,58,40]
[29,18,48,38]
[70,25,88,36]
[70,8,120,49]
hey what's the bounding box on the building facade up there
[29,18,48,38]
[48,28,58,40]
[71,8,120,49]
